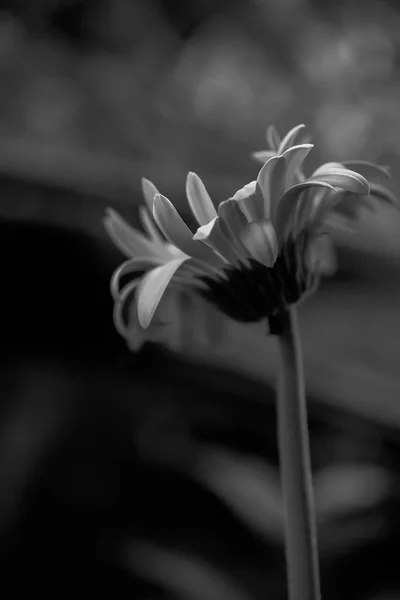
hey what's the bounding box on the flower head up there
[106,124,395,339]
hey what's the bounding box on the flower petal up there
[233,181,257,200]
[310,168,370,194]
[257,155,287,219]
[274,181,336,244]
[141,178,160,212]
[369,182,399,208]
[252,150,276,165]
[113,279,141,338]
[104,208,166,259]
[111,257,162,300]
[309,190,350,229]
[239,218,278,267]
[139,206,164,244]
[341,160,391,180]
[312,162,344,175]
[153,194,223,266]
[218,198,253,261]
[193,217,242,265]
[266,124,281,150]
[137,257,190,328]
[186,172,218,225]
[282,143,313,187]
[233,181,265,222]
[278,124,306,154]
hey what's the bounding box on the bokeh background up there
[2,0,400,598]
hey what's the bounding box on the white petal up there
[312,162,343,176]
[111,257,162,300]
[218,198,253,261]
[113,279,141,338]
[274,181,336,245]
[232,181,265,223]
[266,124,281,150]
[342,160,391,180]
[252,150,276,164]
[139,206,164,244]
[186,172,218,225]
[137,257,190,329]
[239,219,278,267]
[257,155,287,218]
[278,124,306,154]
[141,178,159,212]
[295,187,332,233]
[104,208,166,260]
[310,169,369,194]
[369,182,399,208]
[153,194,224,267]
[281,143,313,188]
[232,181,256,200]
[193,217,242,265]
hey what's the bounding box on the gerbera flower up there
[106,124,392,339]
[105,178,225,350]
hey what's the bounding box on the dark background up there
[1,1,400,598]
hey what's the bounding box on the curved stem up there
[276,305,321,600]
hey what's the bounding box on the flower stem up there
[276,305,321,600]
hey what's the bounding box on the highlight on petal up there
[312,162,343,174]
[141,178,160,212]
[274,181,336,245]
[233,181,265,222]
[311,168,370,195]
[252,150,276,165]
[257,155,287,219]
[104,208,166,260]
[341,160,391,180]
[193,217,242,265]
[278,124,306,155]
[239,218,278,267]
[153,194,223,266]
[233,181,256,200]
[186,172,218,225]
[111,257,162,300]
[139,206,164,244]
[282,143,314,188]
[266,124,281,150]
[137,257,190,328]
[218,198,253,261]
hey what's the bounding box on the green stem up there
[276,305,321,600]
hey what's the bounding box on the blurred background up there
[2,0,400,598]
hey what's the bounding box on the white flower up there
[106,124,393,338]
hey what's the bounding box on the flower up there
[104,179,225,350]
[253,123,396,218]
[106,124,394,339]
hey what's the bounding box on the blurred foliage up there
[2,1,400,599]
